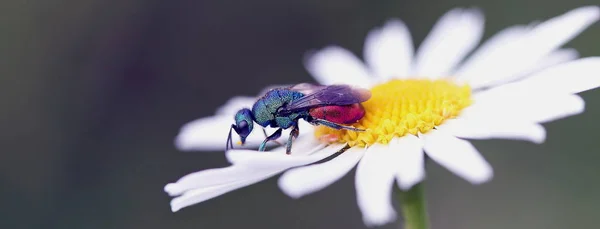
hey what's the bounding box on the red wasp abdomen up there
[309,103,366,124]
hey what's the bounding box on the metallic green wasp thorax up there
[252,89,307,129]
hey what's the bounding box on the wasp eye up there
[237,120,250,136]
[238,120,247,128]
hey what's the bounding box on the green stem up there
[396,183,429,229]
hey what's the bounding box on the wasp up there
[227,83,371,154]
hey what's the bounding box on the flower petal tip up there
[170,197,194,213]
[530,124,547,144]
[447,7,484,21]
[469,168,494,185]
[576,5,600,19]
[383,18,407,29]
[174,132,208,151]
[279,188,304,200]
[277,179,304,199]
[363,212,397,227]
[173,135,190,151]
[170,202,183,212]
[563,6,600,28]
[164,183,181,196]
[397,180,421,191]
[397,183,413,191]
[396,173,426,191]
[465,7,484,17]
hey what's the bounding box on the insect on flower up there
[226,83,371,154]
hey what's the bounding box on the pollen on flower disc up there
[314,79,472,147]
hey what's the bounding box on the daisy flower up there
[166,6,600,227]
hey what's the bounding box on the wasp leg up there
[311,119,365,131]
[226,125,235,151]
[286,125,300,155]
[263,128,284,147]
[258,128,283,151]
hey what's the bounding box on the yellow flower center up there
[314,79,472,147]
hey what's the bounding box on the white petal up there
[457,6,599,89]
[525,6,599,57]
[355,144,397,226]
[166,140,342,211]
[170,173,278,212]
[471,88,586,124]
[226,142,345,168]
[215,96,257,116]
[423,130,493,184]
[364,19,413,80]
[278,146,364,198]
[454,25,532,84]
[489,48,579,84]
[390,135,425,190]
[522,48,579,76]
[175,116,267,151]
[166,137,324,196]
[511,57,600,94]
[440,117,546,144]
[304,46,373,86]
[413,8,484,78]
[167,144,337,212]
[164,165,279,196]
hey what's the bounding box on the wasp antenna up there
[226,125,235,151]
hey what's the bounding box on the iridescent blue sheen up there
[252,89,307,129]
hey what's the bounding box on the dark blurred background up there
[2,0,600,228]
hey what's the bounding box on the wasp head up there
[233,108,254,145]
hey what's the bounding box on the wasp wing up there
[256,83,325,97]
[280,84,371,113]
[287,83,327,95]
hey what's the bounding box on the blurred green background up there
[1,0,599,228]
